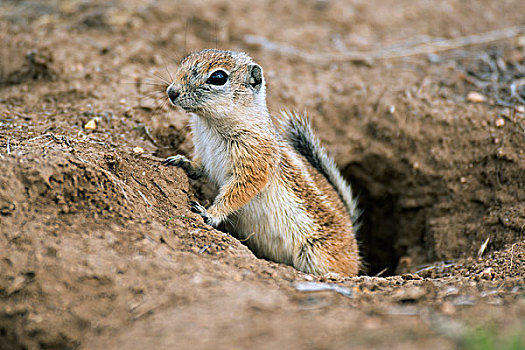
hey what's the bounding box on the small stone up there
[450,295,476,306]
[460,177,467,184]
[84,119,97,130]
[467,91,486,103]
[393,286,427,302]
[133,147,145,154]
[495,118,505,127]
[516,105,525,114]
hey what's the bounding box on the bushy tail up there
[280,111,361,231]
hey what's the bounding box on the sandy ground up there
[0,0,524,349]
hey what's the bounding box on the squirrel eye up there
[206,70,228,85]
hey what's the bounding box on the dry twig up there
[131,172,148,188]
[116,182,129,201]
[373,267,388,277]
[137,189,151,207]
[244,25,525,63]
[477,237,490,259]
[151,179,169,198]
[414,262,455,274]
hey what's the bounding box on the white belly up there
[191,116,230,186]
[228,177,314,265]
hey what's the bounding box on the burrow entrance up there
[342,153,442,276]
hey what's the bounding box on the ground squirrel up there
[163,49,360,276]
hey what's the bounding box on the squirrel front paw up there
[162,155,203,179]
[163,154,190,167]
[190,201,222,227]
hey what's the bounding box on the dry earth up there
[0,0,524,349]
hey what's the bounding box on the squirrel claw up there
[163,155,203,179]
[190,201,219,227]
[163,155,188,167]
[190,201,206,214]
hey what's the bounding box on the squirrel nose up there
[167,84,181,104]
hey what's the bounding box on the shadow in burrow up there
[341,153,442,276]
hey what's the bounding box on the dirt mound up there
[0,0,524,349]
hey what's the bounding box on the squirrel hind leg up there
[294,236,359,277]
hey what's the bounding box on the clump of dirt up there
[0,0,524,349]
[1,48,58,86]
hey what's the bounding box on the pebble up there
[467,91,486,103]
[495,118,505,128]
[133,146,145,154]
[294,282,354,298]
[392,286,427,302]
[84,119,97,130]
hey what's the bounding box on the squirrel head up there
[167,49,267,119]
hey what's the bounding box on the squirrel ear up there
[247,64,263,93]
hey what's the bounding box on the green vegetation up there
[463,326,525,350]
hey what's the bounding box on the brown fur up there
[165,49,360,276]
[209,134,278,218]
[280,150,359,276]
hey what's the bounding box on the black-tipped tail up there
[281,111,361,231]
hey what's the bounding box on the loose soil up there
[0,1,524,349]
